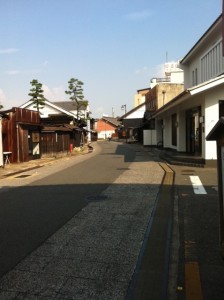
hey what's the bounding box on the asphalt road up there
[0,141,136,278]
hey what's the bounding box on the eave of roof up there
[137,87,150,93]
[153,74,224,117]
[21,100,76,117]
[41,123,81,132]
[188,74,224,95]
[41,126,72,132]
[152,90,189,117]
[180,14,222,64]
[119,102,146,120]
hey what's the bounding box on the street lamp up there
[121,104,126,114]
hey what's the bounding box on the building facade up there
[1,108,40,163]
[96,117,121,140]
[151,14,224,165]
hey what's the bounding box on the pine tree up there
[28,79,45,112]
[65,78,87,121]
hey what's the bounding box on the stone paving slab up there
[0,147,164,300]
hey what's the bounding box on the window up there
[195,68,198,85]
[192,68,198,86]
[201,40,224,82]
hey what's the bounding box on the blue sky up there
[0,0,222,118]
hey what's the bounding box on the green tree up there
[65,78,88,122]
[28,79,45,112]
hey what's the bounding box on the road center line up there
[189,176,207,194]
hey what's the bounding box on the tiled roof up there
[102,117,121,127]
[41,124,80,132]
[52,101,87,111]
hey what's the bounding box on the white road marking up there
[189,176,207,194]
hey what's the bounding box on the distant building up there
[119,102,146,142]
[151,13,224,165]
[150,61,184,88]
[96,117,121,140]
[134,88,150,107]
[20,100,90,122]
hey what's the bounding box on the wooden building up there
[40,124,84,157]
[1,107,40,163]
[1,107,87,163]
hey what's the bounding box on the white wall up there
[163,117,172,148]
[98,130,114,139]
[143,130,157,146]
[126,105,145,119]
[180,20,223,90]
[204,89,220,160]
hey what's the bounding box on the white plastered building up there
[152,14,224,166]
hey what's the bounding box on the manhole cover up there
[15,174,31,178]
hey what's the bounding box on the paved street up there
[0,141,165,299]
[0,141,224,299]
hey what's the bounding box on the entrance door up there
[219,100,224,117]
[171,114,177,146]
[186,108,201,154]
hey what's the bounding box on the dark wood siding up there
[2,108,40,163]
[41,132,70,157]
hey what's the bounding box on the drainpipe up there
[0,115,3,167]
[16,123,20,163]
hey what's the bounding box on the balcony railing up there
[152,77,171,83]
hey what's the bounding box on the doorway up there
[219,100,224,117]
[171,114,177,146]
[186,107,202,154]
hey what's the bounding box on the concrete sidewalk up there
[172,164,224,300]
